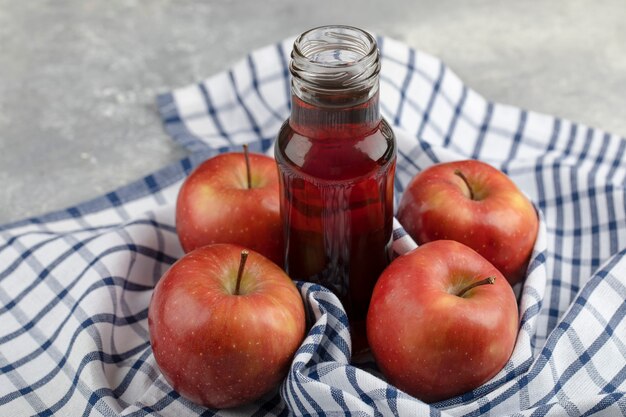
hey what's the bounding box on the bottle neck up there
[289,87,381,139]
[287,25,381,139]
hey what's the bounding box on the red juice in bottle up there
[275,26,396,346]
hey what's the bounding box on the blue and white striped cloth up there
[1,35,625,416]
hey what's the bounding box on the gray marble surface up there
[1,0,625,225]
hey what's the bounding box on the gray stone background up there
[1,0,625,224]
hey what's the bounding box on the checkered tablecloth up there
[1,35,625,416]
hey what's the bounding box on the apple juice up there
[275,26,396,333]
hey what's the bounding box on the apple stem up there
[454,169,474,200]
[243,144,252,189]
[234,250,249,296]
[457,276,496,298]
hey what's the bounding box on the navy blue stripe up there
[0,239,175,320]
[0,234,74,283]
[143,175,159,195]
[532,294,625,408]
[0,315,149,405]
[381,51,458,133]
[393,48,415,126]
[393,174,405,196]
[416,61,445,140]
[0,236,102,313]
[546,118,562,152]
[414,136,441,164]
[286,336,319,414]
[520,293,543,330]
[385,386,398,415]
[289,364,325,416]
[537,183,624,207]
[471,102,494,159]
[0,276,151,367]
[286,284,344,415]
[67,207,81,218]
[329,386,350,414]
[443,85,468,147]
[528,402,558,416]
[125,382,183,416]
[397,146,424,173]
[547,122,578,333]
[0,154,210,232]
[603,365,626,395]
[105,191,122,207]
[228,69,263,141]
[502,110,528,174]
[605,139,625,255]
[569,127,594,292]
[197,82,233,145]
[378,71,448,141]
[440,355,535,408]
[156,92,181,124]
[392,227,407,240]
[526,249,547,276]
[111,348,156,400]
[80,389,113,417]
[581,393,625,417]
[588,132,611,271]
[247,54,288,123]
[0,218,172,246]
[249,392,286,417]
[345,367,382,416]
[287,333,323,411]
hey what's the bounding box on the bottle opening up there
[295,26,376,67]
[290,25,380,103]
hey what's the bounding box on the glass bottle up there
[275,25,396,342]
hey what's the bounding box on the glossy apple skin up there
[367,240,518,403]
[397,160,538,286]
[176,152,284,266]
[148,244,305,409]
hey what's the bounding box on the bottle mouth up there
[294,25,377,68]
[290,25,380,101]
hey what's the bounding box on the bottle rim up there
[290,25,380,100]
[293,25,377,68]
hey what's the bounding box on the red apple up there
[176,146,284,266]
[397,159,538,286]
[367,240,518,403]
[148,244,305,408]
